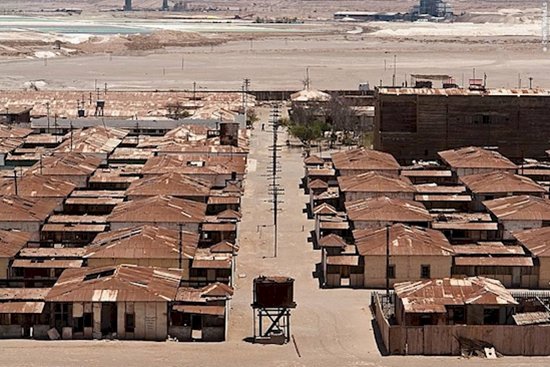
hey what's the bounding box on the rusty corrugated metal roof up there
[332,147,400,172]
[438,146,517,170]
[0,230,30,258]
[354,223,453,257]
[318,233,347,248]
[460,171,546,194]
[55,126,128,155]
[395,277,517,314]
[338,172,415,193]
[11,259,83,269]
[0,174,75,198]
[0,196,58,222]
[108,195,206,224]
[46,264,182,302]
[126,172,212,198]
[0,302,45,314]
[513,227,550,257]
[346,196,431,223]
[454,256,533,267]
[0,288,50,300]
[29,153,102,177]
[483,195,550,221]
[85,225,198,260]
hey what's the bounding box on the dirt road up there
[1,34,547,91]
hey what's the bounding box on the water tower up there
[252,276,296,344]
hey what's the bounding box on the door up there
[512,267,521,288]
[100,303,117,336]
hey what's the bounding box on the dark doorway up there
[101,303,118,335]
[191,315,202,331]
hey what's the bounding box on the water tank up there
[253,276,296,308]
[220,122,239,147]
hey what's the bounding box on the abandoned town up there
[0,0,550,366]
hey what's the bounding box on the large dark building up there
[413,0,452,18]
[374,87,550,163]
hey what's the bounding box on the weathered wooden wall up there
[374,92,550,162]
[385,324,550,356]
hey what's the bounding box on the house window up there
[125,313,135,333]
[387,265,395,279]
[83,313,93,328]
[84,269,115,282]
[483,308,500,325]
[452,307,466,324]
[421,265,431,279]
[73,317,84,332]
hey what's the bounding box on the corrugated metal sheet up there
[326,255,359,266]
[332,147,399,172]
[513,227,550,257]
[0,302,45,314]
[355,223,453,257]
[338,172,415,193]
[395,277,517,314]
[513,312,550,326]
[484,195,550,221]
[460,171,546,194]
[172,304,225,316]
[46,265,182,302]
[454,256,533,267]
[439,146,517,170]
[11,259,83,269]
[346,196,431,223]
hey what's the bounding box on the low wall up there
[382,322,550,356]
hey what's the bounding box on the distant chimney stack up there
[220,122,239,147]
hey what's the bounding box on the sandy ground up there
[0,33,547,90]
[0,109,548,366]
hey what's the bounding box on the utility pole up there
[544,1,549,52]
[13,170,18,195]
[386,224,390,297]
[70,121,73,152]
[46,102,50,134]
[392,54,397,87]
[243,78,250,128]
[266,105,284,258]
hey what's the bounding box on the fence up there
[371,293,550,356]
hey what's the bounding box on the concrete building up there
[125,172,212,202]
[45,265,182,341]
[0,230,31,279]
[84,226,199,279]
[354,224,453,288]
[483,195,550,240]
[438,146,518,178]
[460,171,547,211]
[338,172,416,203]
[514,227,550,289]
[394,277,517,327]
[374,88,550,162]
[28,153,102,188]
[0,196,58,240]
